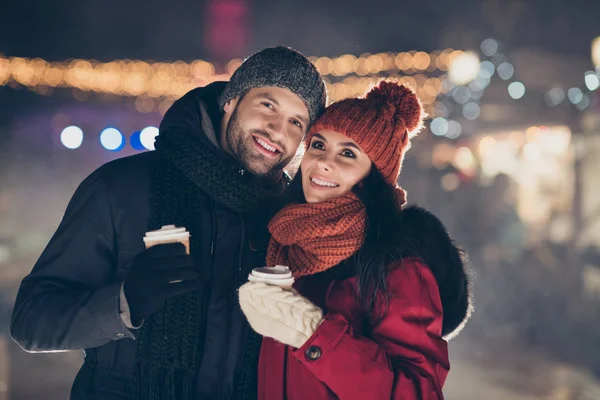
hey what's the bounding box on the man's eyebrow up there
[256,93,280,106]
[257,93,309,126]
[294,113,309,127]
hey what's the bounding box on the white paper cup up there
[143,225,190,255]
[248,265,294,289]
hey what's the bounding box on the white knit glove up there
[238,282,324,349]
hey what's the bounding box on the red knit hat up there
[306,80,424,187]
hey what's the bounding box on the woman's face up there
[301,129,372,204]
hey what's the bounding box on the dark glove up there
[124,243,199,326]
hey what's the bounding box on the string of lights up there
[0,49,461,111]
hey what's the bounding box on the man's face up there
[222,87,310,177]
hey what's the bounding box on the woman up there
[238,81,472,399]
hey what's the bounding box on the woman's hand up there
[238,282,324,349]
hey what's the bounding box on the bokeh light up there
[60,126,84,149]
[481,38,499,56]
[100,127,125,151]
[430,117,449,136]
[592,36,600,66]
[446,120,462,139]
[452,86,471,104]
[497,62,515,80]
[568,87,584,104]
[140,126,159,150]
[449,51,480,85]
[508,82,526,99]
[463,103,481,120]
[545,88,566,107]
[584,71,600,91]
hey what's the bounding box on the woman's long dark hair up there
[352,167,405,316]
[276,166,404,317]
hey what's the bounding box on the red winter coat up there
[258,257,450,400]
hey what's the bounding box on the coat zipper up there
[218,212,246,397]
[197,199,217,381]
[238,214,245,273]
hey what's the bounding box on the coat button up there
[115,333,125,338]
[305,346,322,361]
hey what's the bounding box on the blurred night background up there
[2,0,600,399]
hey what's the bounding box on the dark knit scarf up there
[133,128,286,400]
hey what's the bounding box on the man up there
[11,46,326,400]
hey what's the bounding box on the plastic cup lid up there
[145,225,188,237]
[251,265,292,279]
[248,274,295,286]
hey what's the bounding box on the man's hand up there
[124,243,199,326]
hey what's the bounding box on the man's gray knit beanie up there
[218,46,327,124]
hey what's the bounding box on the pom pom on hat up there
[365,80,425,135]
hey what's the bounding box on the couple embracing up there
[12,46,471,400]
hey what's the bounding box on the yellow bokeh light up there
[42,67,63,87]
[123,73,147,96]
[412,52,431,70]
[526,126,542,142]
[425,77,442,96]
[454,147,476,172]
[394,52,415,70]
[507,131,525,148]
[135,96,155,113]
[412,74,427,86]
[102,70,122,93]
[12,58,37,86]
[173,61,190,76]
[432,143,455,169]
[398,76,417,89]
[423,103,435,118]
[314,57,332,75]
[342,76,359,86]
[0,57,10,85]
[329,82,349,101]
[592,36,600,66]
[332,55,353,76]
[192,60,215,77]
[148,74,170,97]
[441,173,461,191]
[367,54,384,74]
[536,126,571,155]
[523,142,541,162]
[131,61,151,75]
[402,52,414,70]
[227,58,243,75]
[427,52,438,72]
[378,53,394,70]
[353,57,371,76]
[423,82,439,97]
[478,136,497,157]
[448,51,480,85]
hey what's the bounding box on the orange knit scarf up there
[266,192,366,278]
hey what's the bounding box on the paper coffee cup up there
[143,225,190,255]
[248,265,294,289]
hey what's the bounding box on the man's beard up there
[225,110,292,177]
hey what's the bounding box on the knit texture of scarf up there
[267,192,367,278]
[133,128,285,400]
